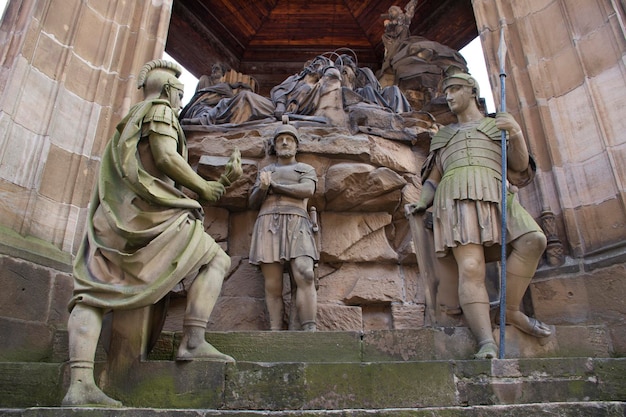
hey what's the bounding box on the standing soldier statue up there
[249,119,319,331]
[407,68,551,359]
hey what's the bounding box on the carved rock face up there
[183,120,433,332]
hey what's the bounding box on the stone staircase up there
[1,326,625,416]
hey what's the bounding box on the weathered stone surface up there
[320,212,397,262]
[530,275,591,324]
[0,319,54,362]
[49,272,73,326]
[3,403,625,416]
[317,264,359,303]
[368,134,423,174]
[402,263,426,304]
[317,304,363,331]
[227,210,259,257]
[325,163,406,212]
[4,327,625,409]
[0,363,65,408]
[109,360,228,409]
[0,256,52,321]
[301,361,456,409]
[391,303,425,329]
[362,303,393,330]
[531,264,626,356]
[342,264,404,305]
[298,129,371,161]
[208,297,268,331]
[202,206,230,242]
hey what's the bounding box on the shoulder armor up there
[477,117,501,141]
[430,125,458,151]
[144,100,176,126]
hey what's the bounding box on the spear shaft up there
[497,24,508,360]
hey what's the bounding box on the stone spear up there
[498,23,508,359]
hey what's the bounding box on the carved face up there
[388,6,402,20]
[167,84,185,113]
[274,133,298,159]
[210,64,226,83]
[340,65,356,88]
[445,84,474,115]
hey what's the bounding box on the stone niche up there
[160,121,431,332]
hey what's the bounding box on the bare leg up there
[260,262,285,330]
[177,250,234,362]
[291,256,317,331]
[505,231,551,337]
[62,304,122,407]
[452,244,497,359]
[436,254,461,315]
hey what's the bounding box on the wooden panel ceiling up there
[166,0,477,95]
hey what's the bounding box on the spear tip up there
[497,23,507,76]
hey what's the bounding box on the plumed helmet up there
[441,65,480,98]
[137,59,184,98]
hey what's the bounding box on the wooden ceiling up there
[166,0,477,95]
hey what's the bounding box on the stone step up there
[1,402,626,417]
[2,357,625,409]
[50,325,615,364]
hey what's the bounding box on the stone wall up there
[0,0,173,360]
[472,0,626,355]
[0,254,72,361]
[0,0,172,256]
[473,0,626,258]
[161,123,429,332]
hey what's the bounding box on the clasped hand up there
[259,171,272,190]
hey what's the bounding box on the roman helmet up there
[268,116,299,155]
[441,65,480,101]
[273,115,299,143]
[137,59,184,100]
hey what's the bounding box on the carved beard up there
[276,148,296,159]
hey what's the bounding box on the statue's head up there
[211,63,229,80]
[388,6,402,19]
[442,66,481,107]
[335,54,357,72]
[442,66,480,97]
[335,54,358,87]
[304,56,332,76]
[268,117,299,155]
[137,59,184,111]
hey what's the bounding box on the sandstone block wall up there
[473,0,626,257]
[0,0,174,360]
[0,0,172,256]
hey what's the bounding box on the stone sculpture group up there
[63,2,551,406]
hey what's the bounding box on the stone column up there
[0,0,173,262]
[0,0,175,368]
[472,0,626,259]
